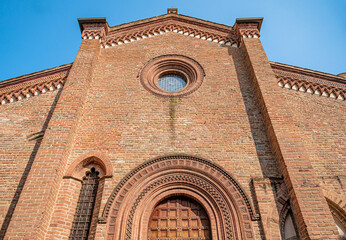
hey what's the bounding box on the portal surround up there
[103,155,257,240]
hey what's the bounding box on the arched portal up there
[102,155,258,240]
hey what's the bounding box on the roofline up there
[108,13,233,35]
[270,61,346,85]
[0,63,73,89]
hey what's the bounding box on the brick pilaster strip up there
[4,21,105,238]
[236,19,339,239]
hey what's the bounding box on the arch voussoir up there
[103,154,258,240]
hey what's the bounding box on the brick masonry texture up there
[240,37,342,239]
[0,13,345,240]
[0,89,60,237]
[283,88,345,199]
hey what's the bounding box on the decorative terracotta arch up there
[101,154,259,240]
[64,151,113,181]
[322,188,346,231]
[322,188,346,213]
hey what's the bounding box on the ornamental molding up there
[0,64,71,106]
[234,21,262,41]
[240,30,260,39]
[271,62,346,88]
[82,28,106,40]
[64,151,113,181]
[272,62,346,101]
[102,154,259,240]
[139,54,205,97]
[79,19,108,41]
[99,23,238,49]
[276,75,345,101]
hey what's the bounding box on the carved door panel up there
[148,196,211,239]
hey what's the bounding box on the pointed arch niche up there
[64,151,113,181]
[101,155,258,240]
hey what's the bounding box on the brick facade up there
[0,9,345,240]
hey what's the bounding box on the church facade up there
[0,9,345,240]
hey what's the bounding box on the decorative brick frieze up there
[277,75,345,100]
[234,18,263,41]
[102,23,238,48]
[0,64,70,105]
[271,61,346,86]
[82,28,106,40]
[78,15,239,49]
[271,62,346,101]
[78,18,108,41]
[236,27,260,39]
[0,77,65,105]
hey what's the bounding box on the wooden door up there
[148,196,211,239]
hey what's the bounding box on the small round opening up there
[158,74,187,92]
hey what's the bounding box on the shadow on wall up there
[230,46,284,239]
[0,86,64,238]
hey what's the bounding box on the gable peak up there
[167,8,178,14]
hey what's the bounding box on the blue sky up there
[0,0,345,80]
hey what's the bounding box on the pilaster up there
[4,18,107,239]
[235,18,339,239]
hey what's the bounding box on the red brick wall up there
[240,37,340,239]
[0,89,60,237]
[3,39,100,239]
[282,89,346,198]
[1,25,344,239]
[63,33,280,239]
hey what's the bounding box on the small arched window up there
[280,202,299,240]
[283,211,298,240]
[69,168,99,239]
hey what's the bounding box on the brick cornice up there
[78,18,108,40]
[79,14,239,48]
[234,18,263,40]
[0,63,71,105]
[0,63,71,88]
[102,22,238,48]
[270,61,346,87]
[271,62,346,101]
[108,14,233,35]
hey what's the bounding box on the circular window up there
[158,74,187,92]
[140,55,205,97]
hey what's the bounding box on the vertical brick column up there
[4,19,107,239]
[235,18,339,239]
[252,178,281,239]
